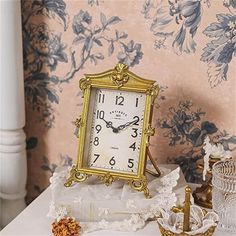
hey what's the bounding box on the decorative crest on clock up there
[111,62,129,87]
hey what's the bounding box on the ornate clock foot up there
[64,165,89,187]
[128,177,151,198]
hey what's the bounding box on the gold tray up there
[157,222,217,236]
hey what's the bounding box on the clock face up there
[84,88,146,174]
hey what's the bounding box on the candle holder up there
[193,156,220,209]
[157,186,218,236]
[212,160,236,233]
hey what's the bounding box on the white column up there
[0,0,27,228]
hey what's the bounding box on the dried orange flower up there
[52,217,81,236]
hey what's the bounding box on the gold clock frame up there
[65,63,160,198]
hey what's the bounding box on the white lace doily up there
[48,165,182,232]
[157,205,219,235]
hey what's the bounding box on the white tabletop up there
[1,187,234,236]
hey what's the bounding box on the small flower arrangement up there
[52,217,81,236]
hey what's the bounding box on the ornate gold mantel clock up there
[65,63,161,198]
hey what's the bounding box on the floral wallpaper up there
[21,0,236,203]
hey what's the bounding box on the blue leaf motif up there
[108,42,114,56]
[100,12,107,26]
[201,13,236,87]
[218,42,235,63]
[32,0,68,30]
[117,40,143,67]
[26,137,38,150]
[203,23,225,38]
[88,0,99,6]
[173,25,186,51]
[216,13,233,24]
[46,88,59,104]
[73,35,85,45]
[107,16,121,25]
[142,0,202,54]
[226,0,236,8]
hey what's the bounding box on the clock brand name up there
[110,110,128,118]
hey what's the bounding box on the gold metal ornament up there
[144,125,155,146]
[193,156,220,209]
[157,186,218,236]
[65,63,161,197]
[64,165,89,187]
[128,176,150,198]
[111,63,129,87]
[183,186,191,232]
[146,84,159,104]
[79,77,91,94]
[99,172,115,186]
[157,222,216,236]
[74,117,82,128]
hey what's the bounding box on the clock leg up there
[146,148,161,177]
[128,176,151,198]
[64,165,89,187]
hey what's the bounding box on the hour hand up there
[101,118,119,133]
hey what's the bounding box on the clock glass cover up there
[83,87,146,175]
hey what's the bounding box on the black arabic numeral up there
[115,96,124,106]
[135,98,139,107]
[93,137,99,146]
[133,116,140,126]
[95,124,102,133]
[96,110,105,119]
[131,128,138,138]
[93,154,100,163]
[129,142,136,151]
[128,158,134,168]
[109,156,116,166]
[98,93,105,103]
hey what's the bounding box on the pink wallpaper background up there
[21,0,236,202]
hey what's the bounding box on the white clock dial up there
[86,88,146,174]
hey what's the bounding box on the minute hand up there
[117,118,138,131]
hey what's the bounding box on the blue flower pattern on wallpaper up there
[142,0,202,54]
[88,0,99,6]
[22,1,143,128]
[157,100,236,182]
[201,13,236,87]
[223,0,236,9]
[22,0,236,201]
[22,0,69,128]
[62,10,143,83]
[142,0,236,87]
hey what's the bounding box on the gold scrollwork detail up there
[74,117,82,128]
[79,77,91,93]
[144,125,155,137]
[129,177,150,198]
[73,117,82,138]
[99,172,115,186]
[111,63,129,87]
[144,125,155,146]
[64,165,89,187]
[146,85,159,104]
